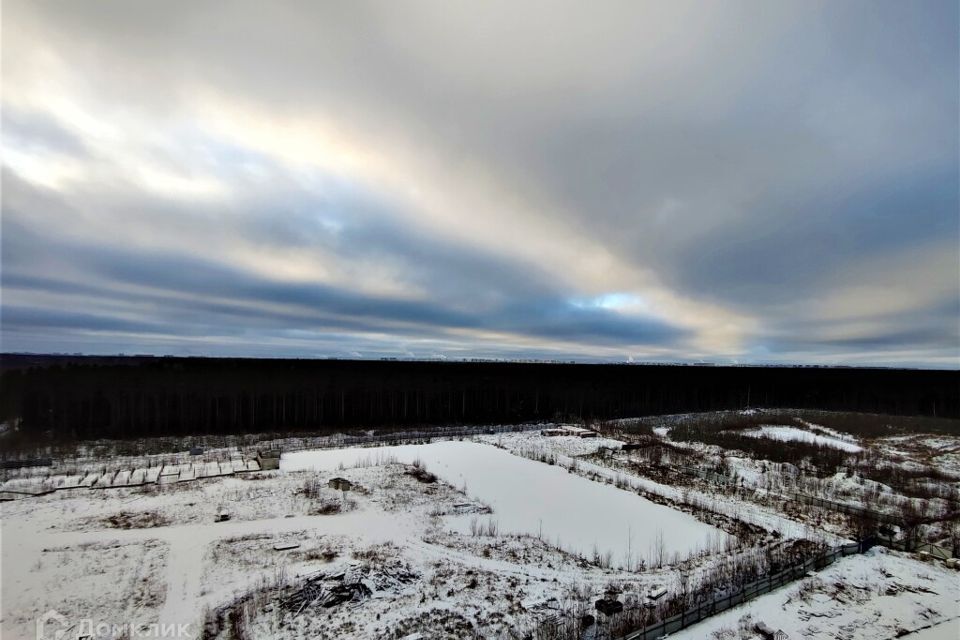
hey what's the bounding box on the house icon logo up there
[774,631,789,640]
[36,609,70,640]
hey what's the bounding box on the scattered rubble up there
[281,562,420,615]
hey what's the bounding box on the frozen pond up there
[282,440,729,567]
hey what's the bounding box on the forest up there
[0,355,956,443]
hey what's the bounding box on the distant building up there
[541,426,598,438]
[256,449,281,470]
[328,477,353,491]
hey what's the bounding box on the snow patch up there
[741,426,863,452]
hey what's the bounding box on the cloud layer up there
[2,1,958,366]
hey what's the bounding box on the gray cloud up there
[1,174,687,352]
[2,107,89,157]
[2,0,957,366]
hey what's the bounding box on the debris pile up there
[595,597,623,615]
[406,467,437,483]
[282,562,419,615]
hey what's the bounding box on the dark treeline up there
[0,355,957,442]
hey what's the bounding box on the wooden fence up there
[618,541,865,640]
[788,491,901,525]
[615,532,956,640]
[0,423,542,500]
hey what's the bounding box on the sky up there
[2,1,958,367]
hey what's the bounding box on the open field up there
[2,409,959,639]
[282,440,731,566]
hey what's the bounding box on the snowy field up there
[282,440,729,566]
[741,425,863,452]
[668,547,960,640]
[4,435,713,639]
[2,418,957,640]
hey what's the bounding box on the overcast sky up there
[2,1,958,367]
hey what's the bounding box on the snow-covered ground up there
[2,420,957,640]
[282,440,728,566]
[876,434,960,477]
[482,432,843,543]
[668,547,960,640]
[741,425,863,452]
[3,437,707,639]
[2,488,408,639]
[904,619,960,639]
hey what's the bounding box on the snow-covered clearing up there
[2,437,709,640]
[2,494,406,639]
[741,425,863,452]
[668,547,960,640]
[903,619,960,639]
[3,418,957,640]
[478,432,841,543]
[798,419,863,446]
[282,440,728,566]
[875,434,960,477]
